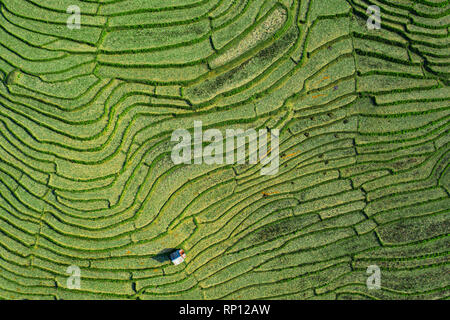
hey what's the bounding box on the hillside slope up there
[0,0,448,299]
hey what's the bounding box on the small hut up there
[170,249,186,265]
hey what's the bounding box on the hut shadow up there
[152,248,176,263]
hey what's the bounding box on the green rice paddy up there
[0,0,448,299]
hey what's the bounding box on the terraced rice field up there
[0,0,449,300]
